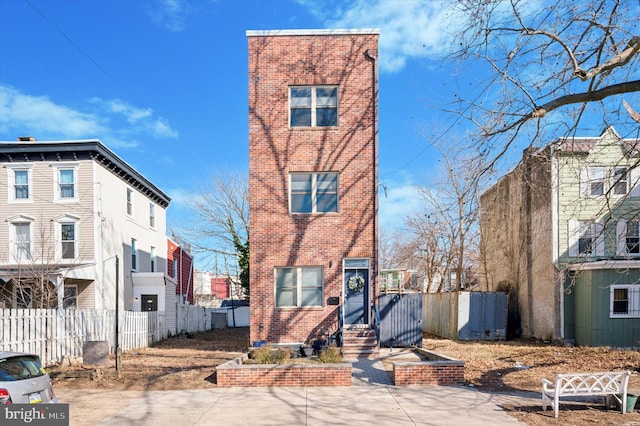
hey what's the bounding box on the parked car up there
[0,352,58,404]
[219,299,249,309]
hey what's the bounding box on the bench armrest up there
[541,378,554,390]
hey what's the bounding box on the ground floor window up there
[63,285,77,309]
[275,266,323,307]
[610,285,640,317]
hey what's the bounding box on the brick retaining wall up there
[216,357,352,387]
[392,350,465,386]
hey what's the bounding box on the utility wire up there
[23,0,138,103]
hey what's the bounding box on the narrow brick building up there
[247,29,379,351]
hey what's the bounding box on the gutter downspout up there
[364,47,378,328]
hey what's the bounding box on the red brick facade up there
[392,361,465,386]
[247,30,379,344]
[167,238,194,304]
[216,359,352,387]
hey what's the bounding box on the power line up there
[23,0,138,102]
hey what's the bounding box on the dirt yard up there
[48,328,640,425]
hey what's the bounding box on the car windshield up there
[0,356,45,381]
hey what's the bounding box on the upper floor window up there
[290,172,338,213]
[9,218,33,263]
[126,189,134,216]
[581,167,605,197]
[150,246,156,272]
[60,222,76,260]
[580,166,629,197]
[275,266,323,307]
[568,220,604,257]
[610,285,640,318]
[626,220,639,254]
[149,203,156,228]
[6,164,33,202]
[131,238,138,271]
[290,86,338,127]
[613,167,628,195]
[52,163,78,202]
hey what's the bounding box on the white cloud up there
[148,0,189,32]
[297,0,461,73]
[379,176,422,230]
[0,85,179,147]
[0,85,105,138]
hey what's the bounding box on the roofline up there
[0,139,171,207]
[246,29,380,37]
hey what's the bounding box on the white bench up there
[541,371,632,418]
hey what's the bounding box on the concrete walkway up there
[56,357,541,426]
[58,384,538,425]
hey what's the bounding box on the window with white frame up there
[615,218,640,256]
[60,222,76,259]
[150,246,156,272]
[626,220,639,254]
[610,285,640,317]
[126,188,134,215]
[290,86,338,127]
[275,266,323,307]
[131,238,138,270]
[613,167,628,195]
[6,165,33,202]
[10,221,33,262]
[568,220,604,257]
[149,203,155,228]
[52,164,78,202]
[580,166,632,197]
[580,167,606,197]
[290,172,338,213]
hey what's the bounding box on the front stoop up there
[342,328,379,359]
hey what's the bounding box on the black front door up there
[141,294,158,311]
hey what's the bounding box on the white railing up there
[0,309,168,366]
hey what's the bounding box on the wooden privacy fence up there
[176,304,214,333]
[0,309,168,366]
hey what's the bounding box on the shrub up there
[317,346,342,363]
[250,346,291,364]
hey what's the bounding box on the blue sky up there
[0,0,471,233]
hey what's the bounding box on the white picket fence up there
[0,309,167,366]
[0,305,224,366]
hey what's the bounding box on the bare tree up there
[185,173,249,300]
[450,0,640,162]
[0,216,81,309]
[406,145,488,292]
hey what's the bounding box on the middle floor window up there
[290,86,338,127]
[275,266,323,308]
[290,172,338,213]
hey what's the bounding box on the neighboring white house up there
[0,138,173,320]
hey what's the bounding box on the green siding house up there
[481,127,640,347]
